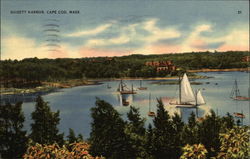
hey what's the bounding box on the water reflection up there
[16,72,250,138]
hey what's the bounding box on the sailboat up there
[122,98,129,106]
[117,80,136,94]
[148,93,156,117]
[169,73,206,108]
[138,80,147,90]
[230,80,250,101]
[107,83,111,89]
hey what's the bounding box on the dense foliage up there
[89,99,130,159]
[215,126,250,159]
[23,142,105,159]
[0,102,28,159]
[1,97,249,158]
[0,51,248,88]
[180,144,208,159]
[88,99,248,159]
[30,96,64,146]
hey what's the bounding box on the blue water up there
[22,72,250,139]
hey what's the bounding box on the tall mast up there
[235,80,238,97]
[149,93,151,112]
[121,80,123,91]
[195,90,198,117]
[132,84,133,93]
[235,80,240,97]
[179,74,182,104]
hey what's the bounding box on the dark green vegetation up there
[0,97,249,159]
[30,96,64,146]
[89,98,243,159]
[0,51,248,88]
[0,96,80,159]
[0,102,28,159]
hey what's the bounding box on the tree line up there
[0,51,248,88]
[0,96,82,158]
[1,96,249,158]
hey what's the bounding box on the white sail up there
[196,90,205,105]
[180,73,195,103]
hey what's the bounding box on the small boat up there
[196,117,205,122]
[122,98,129,106]
[230,80,250,101]
[169,73,206,108]
[138,80,147,90]
[107,84,111,89]
[233,112,245,118]
[148,93,156,117]
[117,80,137,94]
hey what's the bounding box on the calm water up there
[22,72,250,138]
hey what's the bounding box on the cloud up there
[85,34,130,47]
[2,36,49,60]
[1,35,83,60]
[142,19,181,44]
[65,23,113,37]
[179,23,249,52]
[2,19,248,60]
[84,18,181,49]
[132,44,181,55]
[78,47,129,57]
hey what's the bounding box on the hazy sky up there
[1,0,249,60]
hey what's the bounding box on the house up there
[242,56,250,62]
[145,60,176,72]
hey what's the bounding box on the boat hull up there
[175,104,197,108]
[138,87,147,90]
[148,112,156,117]
[120,91,137,94]
[231,96,250,101]
[233,112,245,118]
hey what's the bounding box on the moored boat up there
[138,80,147,90]
[230,80,250,101]
[117,80,136,94]
[169,73,206,108]
[148,93,156,117]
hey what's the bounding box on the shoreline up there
[1,68,248,96]
[90,75,210,82]
[187,68,249,73]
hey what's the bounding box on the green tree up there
[77,134,84,142]
[198,110,221,158]
[220,113,234,131]
[30,96,64,145]
[89,99,129,159]
[152,99,176,159]
[67,128,78,144]
[182,112,199,145]
[145,124,155,159]
[125,106,147,158]
[0,102,28,159]
[172,113,185,157]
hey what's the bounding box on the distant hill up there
[0,51,249,87]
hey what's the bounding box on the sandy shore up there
[1,68,248,95]
[187,68,249,73]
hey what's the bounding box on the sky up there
[1,0,249,60]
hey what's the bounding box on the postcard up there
[1,0,249,158]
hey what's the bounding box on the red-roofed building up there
[242,56,250,62]
[145,60,176,72]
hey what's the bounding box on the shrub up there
[23,142,105,159]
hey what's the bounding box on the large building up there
[242,56,250,62]
[145,60,177,72]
